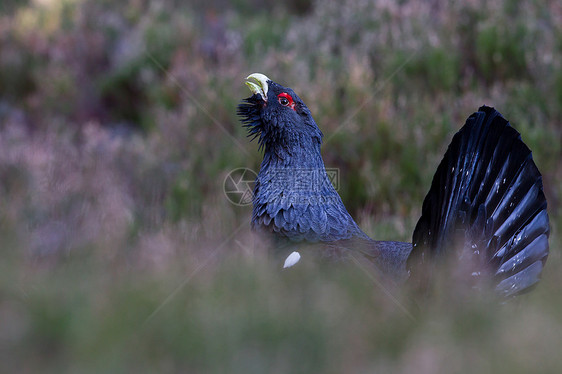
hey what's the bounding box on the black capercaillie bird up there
[237,73,550,296]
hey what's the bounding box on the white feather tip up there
[283,251,301,269]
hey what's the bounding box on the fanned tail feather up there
[409,106,549,296]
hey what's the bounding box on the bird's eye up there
[277,92,295,109]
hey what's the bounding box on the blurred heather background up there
[1,0,561,372]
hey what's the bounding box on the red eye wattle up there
[277,92,295,110]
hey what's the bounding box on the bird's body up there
[238,73,549,296]
[240,77,368,241]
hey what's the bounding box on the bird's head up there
[237,73,323,155]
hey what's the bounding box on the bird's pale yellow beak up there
[245,73,270,101]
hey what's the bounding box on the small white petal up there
[283,251,301,269]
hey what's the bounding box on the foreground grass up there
[2,230,561,373]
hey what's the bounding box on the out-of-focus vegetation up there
[0,0,561,372]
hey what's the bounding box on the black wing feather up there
[409,106,549,296]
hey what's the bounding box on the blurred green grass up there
[1,0,561,372]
